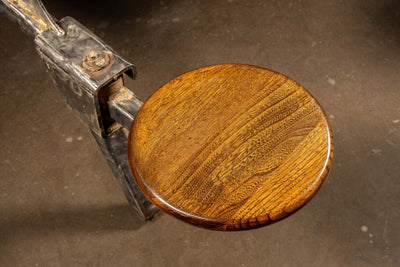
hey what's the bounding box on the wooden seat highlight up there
[128,64,333,230]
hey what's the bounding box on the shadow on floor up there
[0,204,161,244]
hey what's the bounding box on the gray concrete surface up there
[0,0,399,266]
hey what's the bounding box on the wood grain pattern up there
[128,64,333,230]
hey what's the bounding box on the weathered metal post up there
[0,0,158,219]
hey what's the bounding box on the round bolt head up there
[83,50,111,71]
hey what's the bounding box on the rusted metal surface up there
[35,16,136,137]
[33,16,157,219]
[0,0,64,36]
[83,50,112,72]
[1,1,158,220]
[108,87,143,130]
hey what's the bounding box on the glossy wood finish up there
[128,64,333,230]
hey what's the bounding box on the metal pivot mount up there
[1,0,158,219]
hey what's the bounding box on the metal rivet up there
[82,50,111,71]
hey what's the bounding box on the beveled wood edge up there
[127,64,334,231]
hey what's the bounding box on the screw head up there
[83,50,111,71]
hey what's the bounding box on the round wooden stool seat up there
[128,64,333,230]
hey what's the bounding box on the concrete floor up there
[0,0,399,266]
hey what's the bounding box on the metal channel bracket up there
[1,0,158,220]
[35,17,158,220]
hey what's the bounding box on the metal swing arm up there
[1,0,158,219]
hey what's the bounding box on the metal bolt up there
[82,50,111,71]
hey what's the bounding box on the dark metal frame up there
[0,0,158,219]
